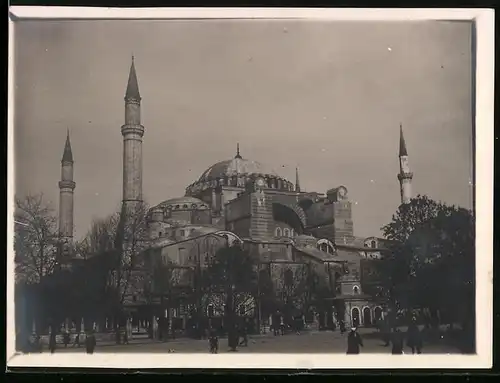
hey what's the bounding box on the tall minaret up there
[397,124,413,204]
[58,130,75,253]
[121,56,144,210]
[295,167,301,192]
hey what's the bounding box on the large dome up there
[198,157,279,183]
[186,146,295,195]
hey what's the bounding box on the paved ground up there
[42,329,461,354]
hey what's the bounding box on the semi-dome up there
[152,196,210,211]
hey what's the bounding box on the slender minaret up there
[121,56,144,210]
[397,124,413,204]
[295,167,301,192]
[58,130,75,250]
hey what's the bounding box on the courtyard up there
[40,329,462,355]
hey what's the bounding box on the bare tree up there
[14,193,58,284]
[110,202,150,334]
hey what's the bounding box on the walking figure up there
[63,331,70,348]
[346,327,363,354]
[239,319,248,347]
[73,333,81,348]
[49,332,57,354]
[391,328,404,354]
[407,318,423,354]
[85,331,96,354]
[123,330,129,345]
[209,329,219,354]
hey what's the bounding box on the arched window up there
[290,229,294,237]
[371,240,377,248]
[353,285,360,295]
[275,227,282,238]
[158,231,163,238]
[283,228,290,237]
[207,304,214,317]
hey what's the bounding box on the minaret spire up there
[235,142,242,159]
[397,123,413,204]
[58,131,76,259]
[295,167,301,192]
[61,129,73,163]
[399,123,408,157]
[125,55,141,101]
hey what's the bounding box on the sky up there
[13,19,474,240]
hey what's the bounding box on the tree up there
[72,202,150,339]
[379,195,475,343]
[204,241,257,349]
[108,202,150,336]
[277,264,311,318]
[14,193,58,284]
[382,195,448,243]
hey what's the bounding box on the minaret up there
[397,124,413,204]
[121,56,144,210]
[295,167,301,192]
[58,130,76,254]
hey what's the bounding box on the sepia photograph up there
[7,7,494,369]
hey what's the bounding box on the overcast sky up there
[14,19,473,240]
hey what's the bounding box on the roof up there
[125,57,141,101]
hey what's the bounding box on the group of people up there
[208,318,251,354]
[45,330,97,354]
[346,317,424,355]
[271,311,304,336]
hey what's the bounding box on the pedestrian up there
[391,328,404,354]
[382,318,391,347]
[209,328,219,354]
[272,311,279,336]
[346,327,363,354]
[407,317,423,354]
[63,330,70,348]
[73,333,81,348]
[340,320,346,334]
[49,332,57,354]
[85,330,96,354]
[123,329,129,344]
[279,315,285,336]
[239,319,248,347]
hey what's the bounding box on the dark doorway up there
[352,308,360,328]
[363,307,372,327]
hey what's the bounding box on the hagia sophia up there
[56,57,414,333]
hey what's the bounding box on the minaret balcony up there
[397,172,413,181]
[58,180,76,190]
[121,124,145,137]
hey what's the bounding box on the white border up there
[7,7,494,370]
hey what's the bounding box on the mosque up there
[56,58,414,334]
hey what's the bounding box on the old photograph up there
[7,8,494,369]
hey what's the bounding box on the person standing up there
[49,331,57,354]
[391,328,404,354]
[73,333,80,348]
[208,328,219,354]
[346,327,363,354]
[63,330,70,348]
[381,317,391,347]
[407,318,423,354]
[85,330,96,354]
